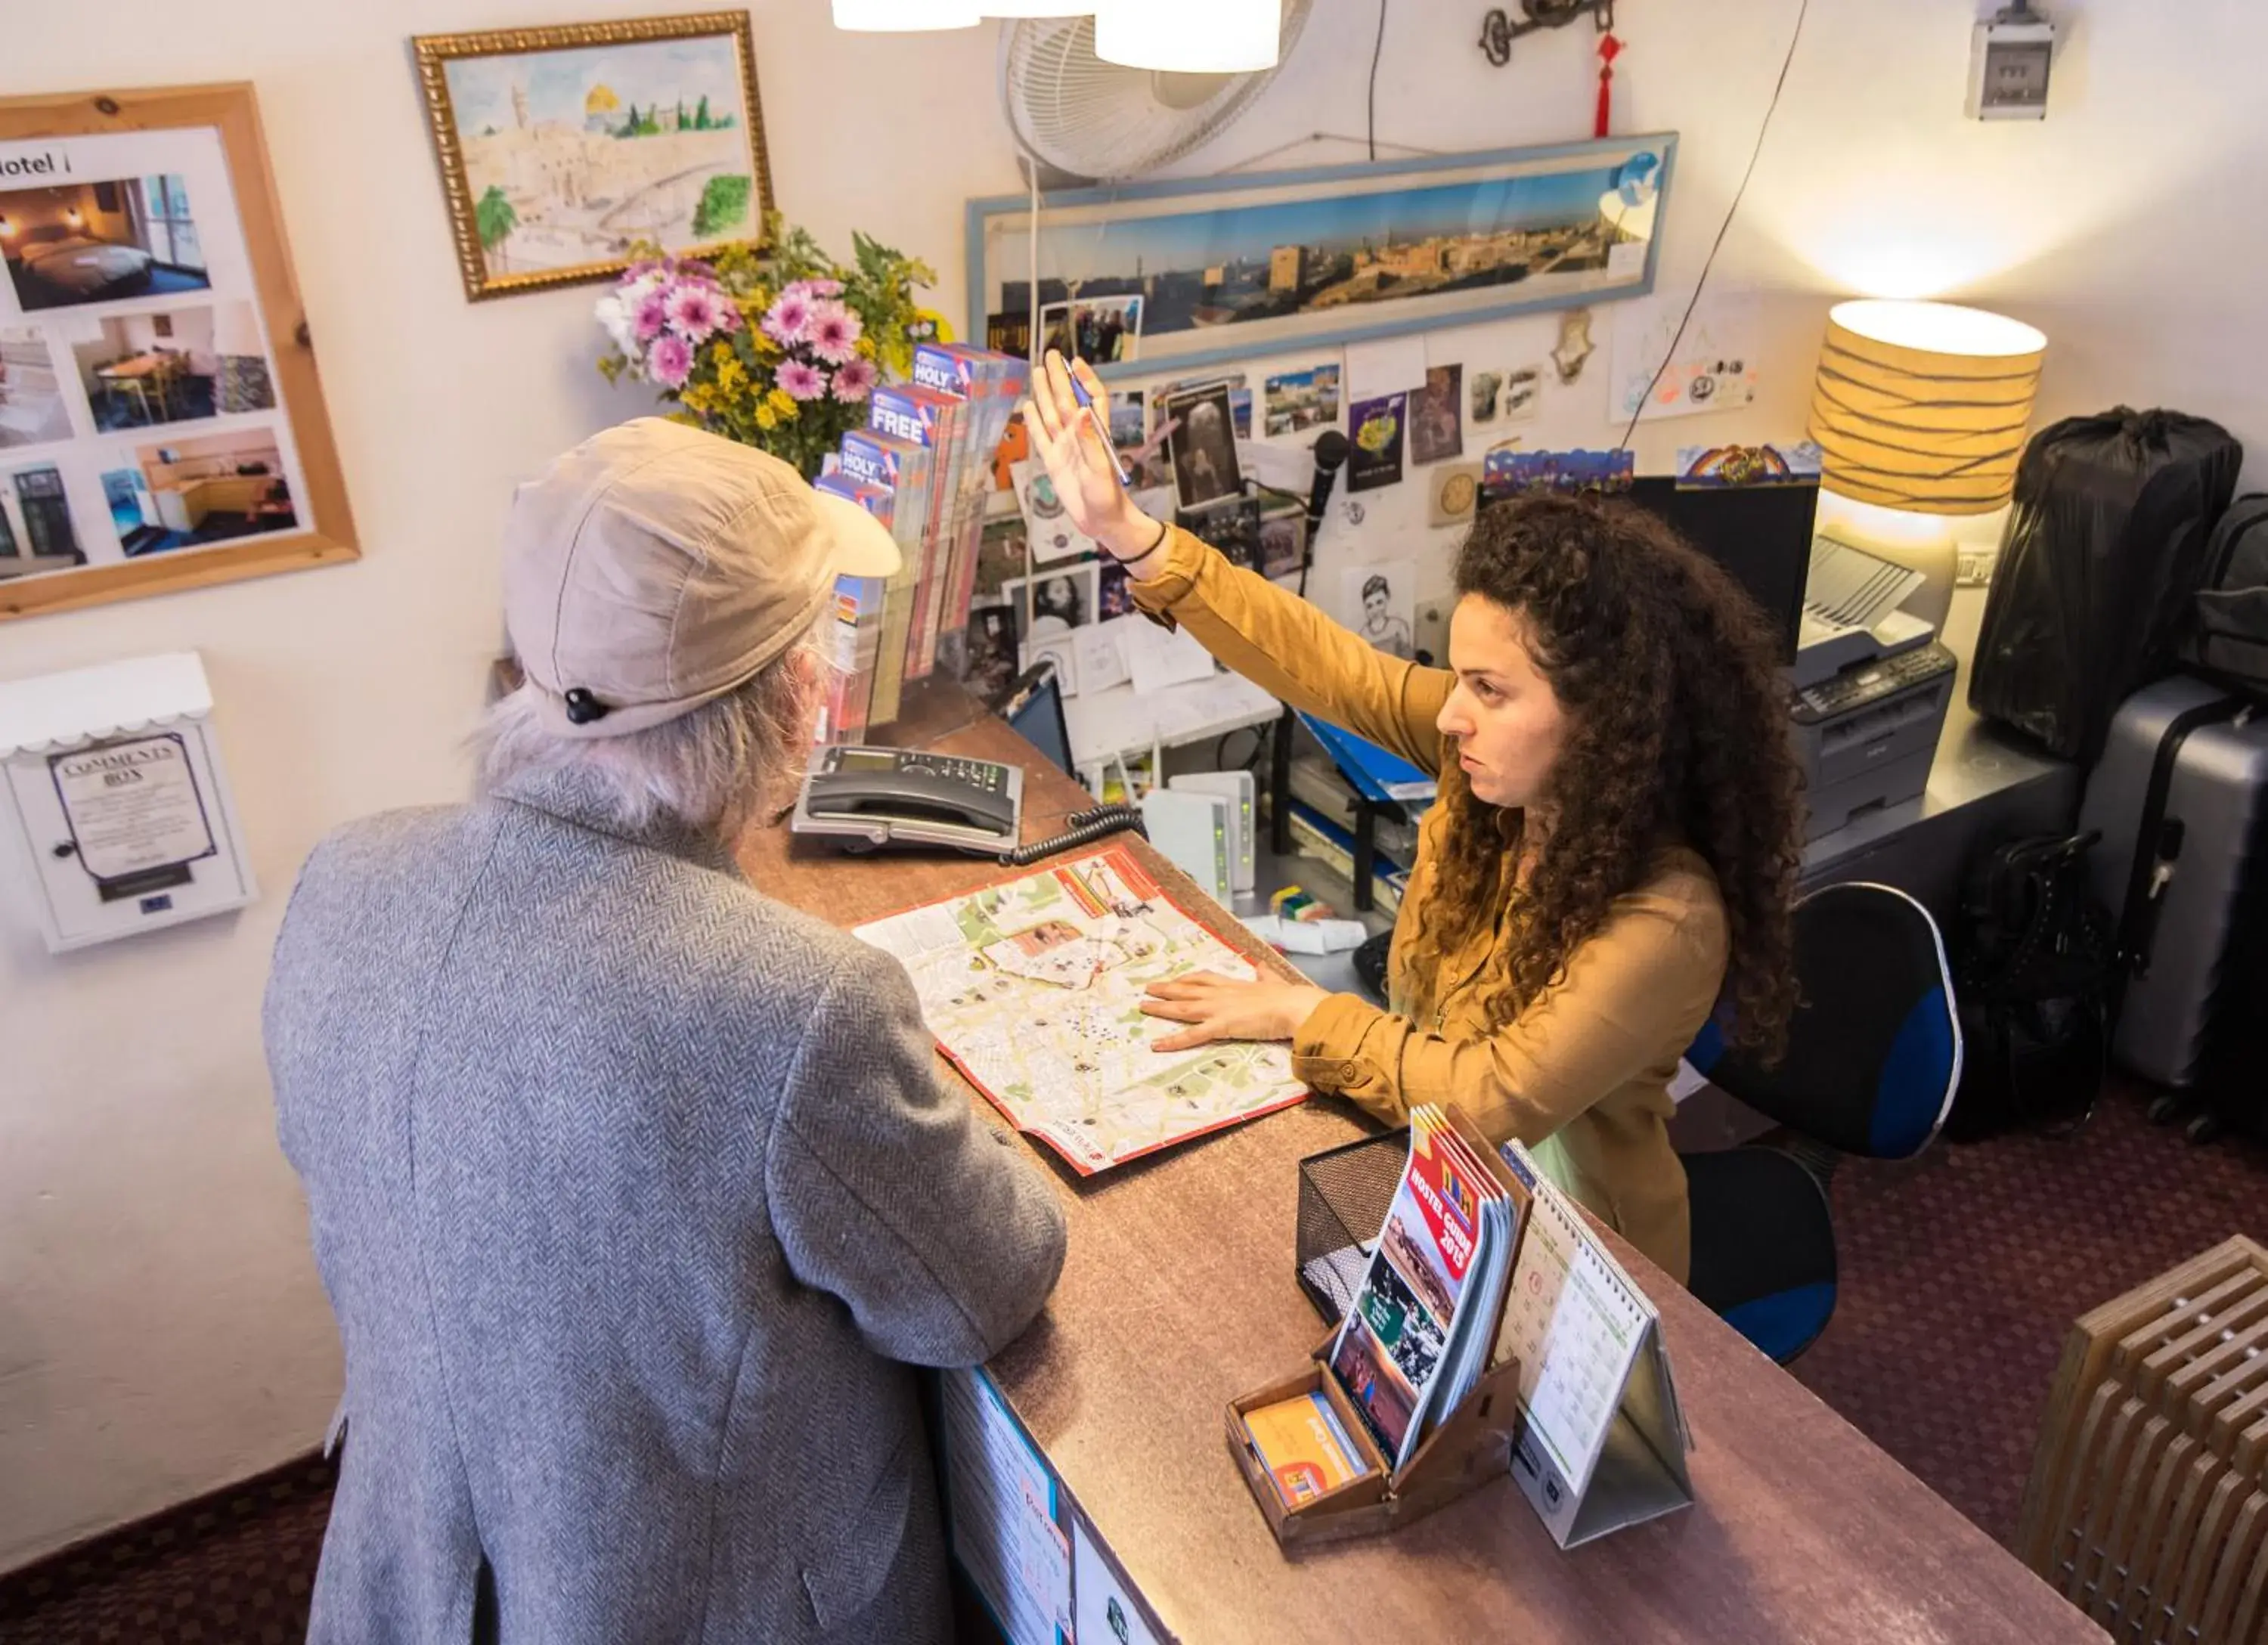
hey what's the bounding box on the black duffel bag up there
[1971,409,2242,763]
[2181,493,2268,701]
[1943,832,2117,1141]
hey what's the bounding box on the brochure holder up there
[1226,1338,1525,1548]
[1227,1104,1531,1548]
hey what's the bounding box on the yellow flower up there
[767,386,798,418]
[709,339,736,367]
[755,403,779,431]
[916,308,953,344]
[714,355,747,393]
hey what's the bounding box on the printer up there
[1789,535,1959,841]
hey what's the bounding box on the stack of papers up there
[1326,1108,1520,1470]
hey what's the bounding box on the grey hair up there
[477,620,826,841]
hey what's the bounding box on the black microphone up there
[1298,429,1351,596]
[1303,428,1351,544]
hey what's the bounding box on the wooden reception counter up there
[739,681,2104,1645]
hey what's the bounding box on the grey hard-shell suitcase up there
[2079,675,2268,1095]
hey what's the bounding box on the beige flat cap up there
[503,418,900,738]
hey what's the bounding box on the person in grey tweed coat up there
[265,420,1067,1644]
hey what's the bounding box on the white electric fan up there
[999,2,1315,186]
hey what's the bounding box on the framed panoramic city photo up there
[413,12,774,302]
[0,82,357,621]
[969,134,1676,381]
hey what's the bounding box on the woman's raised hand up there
[1021,351,1158,562]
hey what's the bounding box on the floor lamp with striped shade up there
[1808,299,2047,627]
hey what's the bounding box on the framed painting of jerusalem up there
[412,12,774,302]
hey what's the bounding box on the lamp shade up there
[1808,299,2046,516]
[1094,0,1281,72]
[983,1,1095,13]
[832,0,981,29]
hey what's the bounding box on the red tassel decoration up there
[1596,32,1622,138]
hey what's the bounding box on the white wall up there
[2,0,2260,1569]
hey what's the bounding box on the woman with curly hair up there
[1024,353,1804,1282]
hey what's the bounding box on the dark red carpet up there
[2,1084,2261,1641]
[1790,1080,2268,1547]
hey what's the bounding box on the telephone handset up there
[792,745,1024,854]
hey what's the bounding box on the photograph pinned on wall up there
[1027,631,1081,698]
[1409,363,1463,466]
[1346,392,1405,493]
[1097,556,1136,619]
[64,301,276,433]
[1429,460,1483,527]
[0,459,89,581]
[974,515,1031,605]
[1163,383,1244,511]
[1110,390,1173,491]
[413,14,774,301]
[0,327,70,448]
[100,423,299,559]
[1501,362,1543,421]
[1040,292,1144,365]
[1004,560,1101,652]
[1259,500,1306,581]
[0,172,212,314]
[971,135,1675,383]
[1609,290,1758,423]
[963,599,1022,705]
[1263,363,1342,438]
[1011,457,1100,565]
[1343,561,1416,659]
[0,89,354,618]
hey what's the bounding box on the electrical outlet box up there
[1968,7,2053,119]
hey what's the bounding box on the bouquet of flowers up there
[596,215,940,479]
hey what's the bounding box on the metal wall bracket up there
[1479,0,1614,67]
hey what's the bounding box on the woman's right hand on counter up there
[1022,350,1162,567]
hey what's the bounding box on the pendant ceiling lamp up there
[832,0,981,30]
[1094,0,1282,73]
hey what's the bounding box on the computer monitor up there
[1623,477,1814,663]
[1003,662,1075,775]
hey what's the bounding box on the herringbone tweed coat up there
[265,764,1067,1643]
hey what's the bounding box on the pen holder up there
[1225,1338,1526,1549]
[1294,1129,1410,1324]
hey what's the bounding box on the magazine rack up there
[1226,1340,1526,1548]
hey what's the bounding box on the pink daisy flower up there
[712,296,745,333]
[807,300,863,365]
[649,333,693,389]
[665,282,723,341]
[807,277,844,298]
[763,290,813,347]
[634,291,671,343]
[776,358,826,401]
[831,357,878,402]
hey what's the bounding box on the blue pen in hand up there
[1068,367,1135,490]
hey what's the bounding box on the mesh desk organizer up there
[1228,1109,1532,1547]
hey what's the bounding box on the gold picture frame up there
[0,82,358,622]
[413,11,776,302]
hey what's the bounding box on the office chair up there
[1680,882,1963,1364]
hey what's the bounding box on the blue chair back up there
[1686,882,1961,1160]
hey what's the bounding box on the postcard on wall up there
[1472,361,1541,426]
[0,85,355,620]
[414,14,775,301]
[1609,290,1758,423]
[1011,457,1098,565]
[1040,291,1143,364]
[1263,363,1340,438]
[1409,364,1464,466]
[1347,393,1405,493]
[972,136,1674,382]
[1163,383,1244,511]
